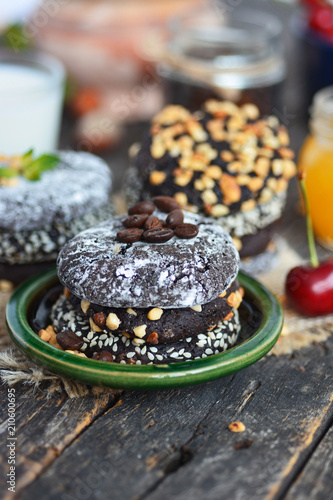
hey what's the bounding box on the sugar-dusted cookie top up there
[0,151,112,232]
[57,211,239,309]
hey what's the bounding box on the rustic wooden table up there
[2,2,333,499]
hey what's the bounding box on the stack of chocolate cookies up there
[43,197,243,364]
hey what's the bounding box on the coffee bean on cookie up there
[143,227,174,243]
[175,223,199,239]
[166,209,184,229]
[57,330,84,350]
[123,214,149,228]
[144,216,164,230]
[153,196,181,213]
[117,228,143,243]
[128,201,155,215]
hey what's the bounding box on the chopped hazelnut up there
[200,175,215,190]
[232,237,242,251]
[147,332,159,344]
[149,170,166,185]
[272,159,285,176]
[150,137,166,159]
[241,199,256,212]
[81,300,90,314]
[241,103,260,120]
[259,187,274,204]
[220,174,242,205]
[282,159,297,180]
[227,291,243,309]
[89,317,102,332]
[223,311,234,321]
[210,204,230,217]
[38,329,52,342]
[147,308,163,321]
[174,171,193,187]
[221,150,235,162]
[106,313,121,331]
[228,421,246,433]
[201,189,218,205]
[174,192,188,207]
[206,165,223,180]
[133,324,147,338]
[248,177,264,192]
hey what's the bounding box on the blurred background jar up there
[291,0,333,111]
[298,86,333,250]
[156,6,286,114]
[33,0,201,125]
[0,50,65,155]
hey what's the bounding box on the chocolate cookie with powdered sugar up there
[57,210,239,309]
[0,150,114,283]
[38,198,242,365]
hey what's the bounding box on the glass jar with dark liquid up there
[158,8,286,114]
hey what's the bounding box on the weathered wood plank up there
[285,424,333,500]
[19,338,333,500]
[0,383,121,499]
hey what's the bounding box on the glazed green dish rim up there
[6,267,283,390]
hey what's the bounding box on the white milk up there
[0,55,65,155]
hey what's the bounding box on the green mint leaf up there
[23,154,60,181]
[0,168,18,178]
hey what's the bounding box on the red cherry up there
[286,260,333,316]
[309,6,333,40]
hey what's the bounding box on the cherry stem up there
[298,171,319,268]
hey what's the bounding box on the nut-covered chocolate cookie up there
[57,211,239,309]
[50,293,241,364]
[130,100,297,256]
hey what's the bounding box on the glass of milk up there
[0,51,65,155]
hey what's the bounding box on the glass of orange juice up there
[298,86,333,251]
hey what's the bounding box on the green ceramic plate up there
[6,268,283,390]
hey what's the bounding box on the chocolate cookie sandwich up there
[40,197,243,364]
[128,100,297,258]
[0,150,113,284]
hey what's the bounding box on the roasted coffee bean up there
[143,227,174,243]
[144,216,164,230]
[153,196,181,213]
[128,201,155,215]
[166,209,184,229]
[117,228,143,243]
[99,351,114,363]
[57,330,84,350]
[123,213,149,228]
[93,312,106,327]
[174,223,199,239]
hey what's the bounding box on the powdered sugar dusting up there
[57,211,240,308]
[0,151,112,232]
